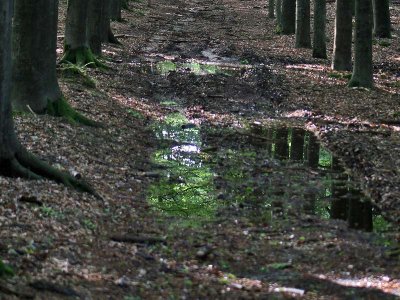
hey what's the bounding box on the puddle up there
[148,115,389,232]
[131,58,252,77]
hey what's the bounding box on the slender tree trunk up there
[295,0,311,48]
[281,0,296,34]
[332,0,353,71]
[313,0,327,58]
[0,0,97,196]
[269,0,275,18]
[372,0,391,38]
[111,0,122,21]
[348,0,373,88]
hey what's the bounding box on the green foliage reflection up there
[149,113,216,218]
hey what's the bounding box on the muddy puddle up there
[147,113,390,233]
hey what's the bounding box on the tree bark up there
[12,0,99,125]
[0,0,97,196]
[87,0,103,56]
[295,0,311,48]
[281,0,296,34]
[101,0,120,44]
[62,0,103,66]
[312,0,327,58]
[332,0,353,71]
[12,0,62,113]
[372,0,391,38]
[348,0,373,88]
[111,0,122,21]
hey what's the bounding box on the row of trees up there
[268,0,392,88]
[0,0,127,194]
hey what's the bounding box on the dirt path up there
[1,0,400,299]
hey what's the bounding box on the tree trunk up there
[269,0,275,18]
[101,0,120,44]
[12,0,62,113]
[12,0,99,125]
[312,0,327,58]
[372,0,391,38]
[87,0,103,56]
[295,0,311,48]
[62,0,102,66]
[281,0,296,34]
[332,0,353,71]
[111,0,122,21]
[0,0,97,196]
[348,0,373,88]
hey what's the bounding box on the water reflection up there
[149,120,387,232]
[148,113,216,218]
[139,60,251,77]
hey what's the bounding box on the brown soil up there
[1,0,400,299]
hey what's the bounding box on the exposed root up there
[46,97,102,127]
[60,46,106,68]
[14,147,101,198]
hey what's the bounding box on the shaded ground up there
[1,0,400,299]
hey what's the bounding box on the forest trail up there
[1,0,400,299]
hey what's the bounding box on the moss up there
[46,97,101,127]
[60,46,106,69]
[59,62,97,88]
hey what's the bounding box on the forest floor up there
[1,0,400,299]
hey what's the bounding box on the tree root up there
[46,97,102,127]
[60,46,106,68]
[0,147,101,198]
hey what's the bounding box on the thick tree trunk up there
[87,0,103,56]
[348,0,373,88]
[12,0,99,125]
[111,0,122,21]
[0,0,19,165]
[12,0,62,113]
[312,0,327,58]
[0,0,97,196]
[372,0,391,38]
[295,0,311,48]
[332,0,353,71]
[281,0,296,34]
[62,0,102,66]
